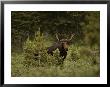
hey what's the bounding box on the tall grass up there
[11,31,100,77]
[11,48,100,77]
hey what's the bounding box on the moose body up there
[47,33,75,62]
[34,33,75,64]
[47,41,68,61]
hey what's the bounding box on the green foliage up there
[11,52,25,76]
[11,11,100,77]
[23,30,64,67]
[12,38,100,77]
[80,12,100,47]
[68,45,80,61]
[11,11,91,50]
[68,45,100,65]
[11,45,100,77]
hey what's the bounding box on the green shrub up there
[23,30,63,67]
[23,30,46,66]
[68,45,80,61]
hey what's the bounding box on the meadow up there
[11,31,100,77]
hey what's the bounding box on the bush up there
[68,45,80,61]
[23,30,63,67]
[23,30,46,66]
[68,44,100,66]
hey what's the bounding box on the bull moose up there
[47,33,75,62]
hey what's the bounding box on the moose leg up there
[62,52,67,61]
[59,51,67,64]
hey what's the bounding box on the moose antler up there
[55,33,60,41]
[69,33,75,41]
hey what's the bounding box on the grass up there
[11,45,100,77]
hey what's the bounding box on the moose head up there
[47,33,75,62]
[55,33,75,52]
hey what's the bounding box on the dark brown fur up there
[47,41,68,61]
